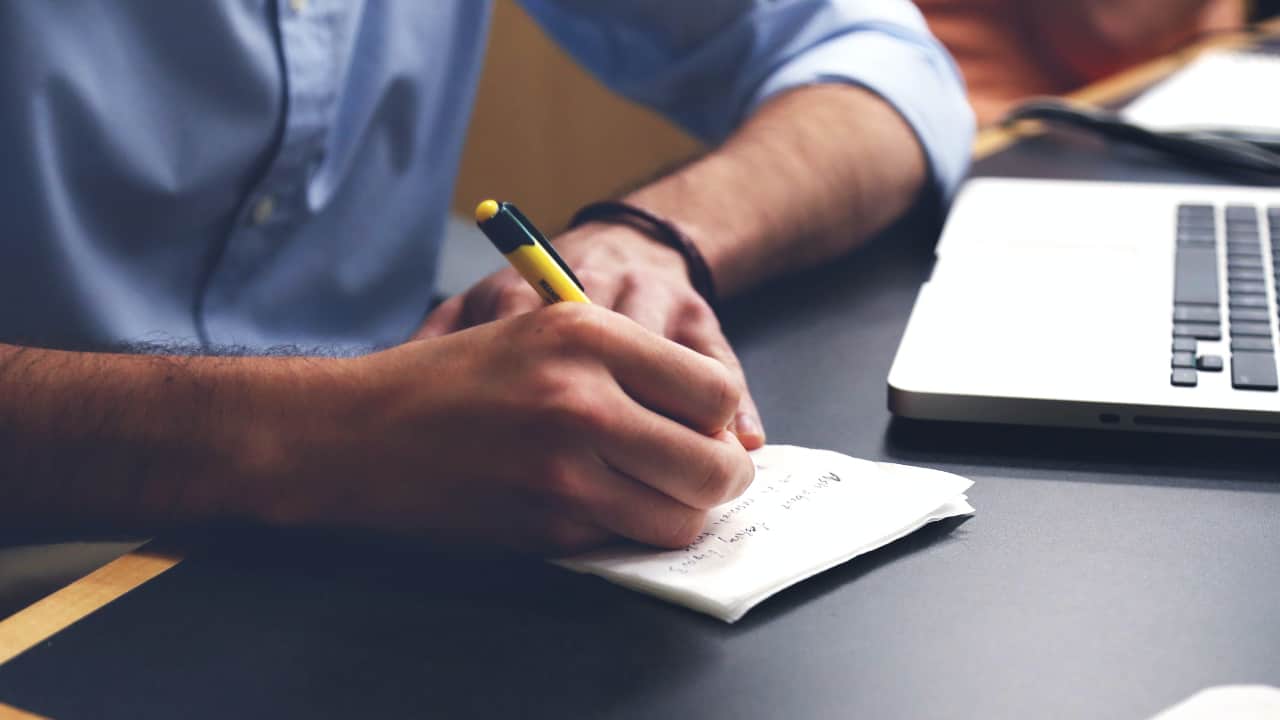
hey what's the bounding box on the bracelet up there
[568,201,718,308]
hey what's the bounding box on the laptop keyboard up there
[1171,204,1280,390]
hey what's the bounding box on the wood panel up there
[451,1,703,231]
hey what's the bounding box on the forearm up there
[624,84,927,297]
[0,344,327,529]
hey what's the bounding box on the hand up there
[1027,0,1215,79]
[418,222,765,449]
[264,303,755,554]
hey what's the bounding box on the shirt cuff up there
[747,27,976,204]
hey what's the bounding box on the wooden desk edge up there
[973,20,1279,160]
[0,547,181,667]
[0,703,52,720]
[1,15,1277,674]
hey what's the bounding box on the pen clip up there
[506,203,586,293]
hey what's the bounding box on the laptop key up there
[1231,351,1279,391]
[1232,337,1275,352]
[1171,369,1198,387]
[1174,247,1220,305]
[1228,281,1267,295]
[1230,321,1273,337]
[1173,323,1222,340]
[1179,229,1216,243]
[1225,205,1258,222]
[1180,222,1217,235]
[1229,268,1265,282]
[1230,308,1270,323]
[1179,224,1216,236]
[1228,257,1264,271]
[1197,354,1224,372]
[1172,352,1196,368]
[1174,305,1220,323]
[1229,295,1268,310]
[1173,337,1198,353]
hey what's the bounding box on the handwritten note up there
[556,444,973,623]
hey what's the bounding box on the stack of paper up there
[1123,50,1280,137]
[557,444,973,623]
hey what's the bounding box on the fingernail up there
[734,412,764,443]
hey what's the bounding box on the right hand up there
[258,302,755,554]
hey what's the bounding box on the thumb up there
[415,294,465,340]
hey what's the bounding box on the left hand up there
[417,222,765,450]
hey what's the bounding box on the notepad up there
[1123,50,1280,137]
[556,444,973,623]
[1151,685,1280,720]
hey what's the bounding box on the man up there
[0,2,972,552]
[920,0,1245,123]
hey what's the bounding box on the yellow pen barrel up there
[503,245,591,305]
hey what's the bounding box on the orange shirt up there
[918,0,1245,124]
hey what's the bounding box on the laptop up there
[888,178,1280,437]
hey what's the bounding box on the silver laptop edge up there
[888,178,1280,438]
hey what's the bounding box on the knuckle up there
[728,453,755,500]
[494,283,537,316]
[535,454,583,504]
[660,508,708,549]
[530,371,612,438]
[705,362,741,421]
[525,363,577,404]
[678,295,718,326]
[542,302,612,355]
[691,454,738,508]
[617,270,640,293]
[574,267,613,296]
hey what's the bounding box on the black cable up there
[1001,98,1280,184]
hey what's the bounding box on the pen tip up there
[475,199,500,224]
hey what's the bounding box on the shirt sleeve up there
[517,0,975,202]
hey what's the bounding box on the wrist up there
[568,200,719,307]
[557,222,698,293]
[216,354,363,527]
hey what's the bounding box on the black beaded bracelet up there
[568,201,718,308]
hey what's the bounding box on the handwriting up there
[666,468,842,574]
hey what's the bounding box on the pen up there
[474,199,591,305]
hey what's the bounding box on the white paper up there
[1150,685,1280,720]
[555,445,973,623]
[1123,51,1280,136]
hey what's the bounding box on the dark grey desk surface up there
[2,133,1279,720]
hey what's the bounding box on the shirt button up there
[289,0,308,12]
[252,196,275,225]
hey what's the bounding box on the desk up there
[3,28,1280,720]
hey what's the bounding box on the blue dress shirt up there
[0,1,972,353]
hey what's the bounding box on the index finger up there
[673,314,766,450]
[557,307,740,435]
[416,294,466,339]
